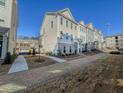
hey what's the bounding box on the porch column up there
[1,33,7,59]
[77,43,80,54]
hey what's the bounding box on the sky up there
[17,0,122,37]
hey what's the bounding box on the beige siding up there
[57,15,77,38]
[8,0,18,53]
[41,15,58,53]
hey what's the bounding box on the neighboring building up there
[16,37,39,54]
[105,33,123,50]
[40,8,104,55]
[94,29,104,49]
[0,0,18,58]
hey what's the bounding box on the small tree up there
[32,48,36,56]
[4,52,12,64]
[57,50,62,56]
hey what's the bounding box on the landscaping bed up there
[58,54,83,61]
[25,56,57,70]
[59,50,103,61]
[0,53,18,76]
[0,64,11,76]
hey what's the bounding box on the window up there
[60,31,63,39]
[51,21,53,28]
[80,27,83,32]
[115,36,118,39]
[66,20,68,27]
[20,43,23,46]
[66,33,68,40]
[70,46,72,53]
[75,26,77,30]
[63,46,66,53]
[71,23,73,29]
[0,18,4,22]
[60,17,63,25]
[0,0,5,6]
[71,34,73,41]
[80,27,82,31]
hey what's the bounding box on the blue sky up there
[17,0,122,37]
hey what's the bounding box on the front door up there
[0,36,3,58]
[0,41,3,57]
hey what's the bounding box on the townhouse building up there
[16,37,39,54]
[86,23,95,50]
[94,29,104,49]
[0,0,18,58]
[77,21,87,52]
[105,33,123,50]
[40,8,103,55]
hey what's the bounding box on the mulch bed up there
[0,64,11,76]
[25,56,57,70]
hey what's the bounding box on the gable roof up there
[86,23,94,30]
[58,8,75,21]
[46,8,78,24]
[79,20,85,26]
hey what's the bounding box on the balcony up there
[0,0,5,6]
[0,26,9,34]
[57,37,74,44]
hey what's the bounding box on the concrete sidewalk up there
[44,55,66,63]
[8,55,28,74]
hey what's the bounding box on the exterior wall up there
[0,0,13,28]
[77,24,87,53]
[105,35,123,49]
[41,14,58,54]
[8,0,18,54]
[118,35,123,49]
[0,0,18,58]
[57,15,77,39]
[86,28,94,50]
[105,37,116,48]
[57,15,78,54]
[40,9,104,55]
[16,39,39,54]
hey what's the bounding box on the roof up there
[46,8,78,24]
[44,8,103,34]
[86,23,94,30]
[104,32,123,38]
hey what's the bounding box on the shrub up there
[3,52,18,64]
[11,53,18,63]
[57,50,62,56]
[110,51,120,54]
[4,52,12,64]
[46,52,52,56]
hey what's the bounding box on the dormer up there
[79,20,85,26]
[86,23,94,30]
